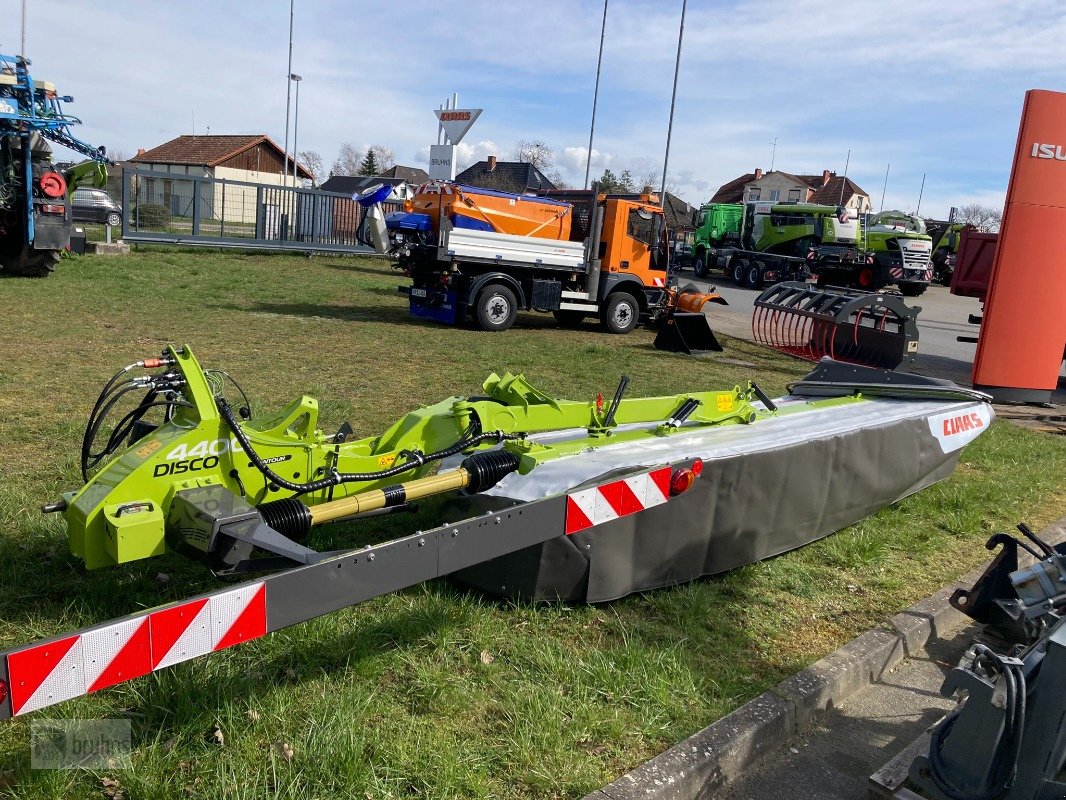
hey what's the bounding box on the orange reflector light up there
[669,467,695,496]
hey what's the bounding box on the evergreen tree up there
[595,168,621,193]
[358,148,380,176]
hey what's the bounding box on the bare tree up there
[368,145,395,171]
[637,169,660,193]
[513,140,555,171]
[298,150,324,186]
[330,143,363,177]
[956,203,1002,232]
[547,169,570,189]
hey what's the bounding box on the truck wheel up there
[693,253,709,278]
[899,283,927,297]
[600,292,640,335]
[552,309,586,328]
[746,262,765,290]
[475,284,518,332]
[731,260,747,285]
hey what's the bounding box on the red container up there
[972,89,1066,403]
[950,229,998,300]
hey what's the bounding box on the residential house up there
[318,164,430,196]
[454,156,556,195]
[710,168,871,212]
[318,166,430,237]
[130,135,312,224]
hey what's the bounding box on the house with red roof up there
[710,168,871,212]
[130,135,312,224]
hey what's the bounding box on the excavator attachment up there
[752,281,921,370]
[654,285,727,355]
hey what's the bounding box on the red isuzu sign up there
[972,89,1066,402]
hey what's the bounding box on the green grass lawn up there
[0,249,1063,799]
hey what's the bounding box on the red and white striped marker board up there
[4,582,266,716]
[564,467,673,535]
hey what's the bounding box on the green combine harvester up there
[860,211,934,296]
[925,218,970,285]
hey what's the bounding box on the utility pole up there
[769,138,777,172]
[659,0,687,206]
[915,172,926,216]
[584,0,609,190]
[283,0,295,187]
[879,163,890,212]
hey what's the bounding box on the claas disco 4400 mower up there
[0,346,994,719]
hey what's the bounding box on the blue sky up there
[11,0,1066,216]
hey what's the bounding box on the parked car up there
[71,188,122,227]
[671,240,693,270]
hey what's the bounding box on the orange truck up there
[374,182,720,333]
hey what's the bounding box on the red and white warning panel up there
[4,582,265,716]
[0,461,703,719]
[565,464,699,535]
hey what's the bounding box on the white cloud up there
[559,146,612,175]
[16,0,1055,215]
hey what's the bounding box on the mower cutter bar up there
[0,461,696,720]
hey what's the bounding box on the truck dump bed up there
[412,182,572,240]
[443,227,587,270]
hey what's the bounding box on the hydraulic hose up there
[217,398,518,497]
[927,644,1026,800]
[81,383,155,479]
[80,357,177,480]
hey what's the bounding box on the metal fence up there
[119,169,395,254]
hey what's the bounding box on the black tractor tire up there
[599,291,640,335]
[105,211,122,228]
[692,252,709,278]
[474,284,518,332]
[552,309,586,328]
[746,262,765,290]
[1,244,59,277]
[731,260,748,285]
[899,283,928,297]
[854,265,884,291]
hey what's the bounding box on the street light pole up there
[283,0,295,188]
[660,0,687,206]
[290,74,302,187]
[584,0,608,190]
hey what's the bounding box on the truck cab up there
[691,202,742,277]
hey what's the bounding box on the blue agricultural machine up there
[0,51,110,276]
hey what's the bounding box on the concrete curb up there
[584,516,1066,800]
